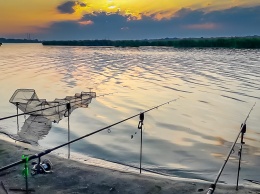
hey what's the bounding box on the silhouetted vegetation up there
[42,37,260,49]
[0,38,40,43]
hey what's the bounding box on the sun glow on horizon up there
[74,0,260,20]
[0,0,259,36]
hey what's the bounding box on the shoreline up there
[0,139,260,193]
[41,37,260,49]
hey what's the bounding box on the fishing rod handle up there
[0,160,23,172]
[0,149,52,172]
[206,184,215,194]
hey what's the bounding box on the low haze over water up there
[0,43,260,183]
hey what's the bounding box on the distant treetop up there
[42,37,260,49]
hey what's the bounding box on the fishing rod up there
[206,102,256,194]
[0,92,115,122]
[0,98,179,173]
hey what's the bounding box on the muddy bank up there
[0,139,259,194]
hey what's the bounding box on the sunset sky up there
[0,0,259,40]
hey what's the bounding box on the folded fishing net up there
[9,89,96,123]
[0,89,96,144]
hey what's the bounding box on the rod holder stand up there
[138,112,144,174]
[236,124,246,190]
[66,103,71,159]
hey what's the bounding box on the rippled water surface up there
[0,44,260,183]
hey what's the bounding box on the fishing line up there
[0,98,179,173]
[0,92,116,122]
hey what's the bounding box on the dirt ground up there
[0,139,260,194]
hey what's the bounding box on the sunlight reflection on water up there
[0,44,260,183]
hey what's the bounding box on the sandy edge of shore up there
[0,138,260,194]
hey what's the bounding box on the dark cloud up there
[79,2,87,7]
[57,1,87,14]
[80,12,127,25]
[206,6,260,30]
[40,6,260,40]
[57,1,77,14]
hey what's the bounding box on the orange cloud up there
[78,20,94,25]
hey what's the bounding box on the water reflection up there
[0,44,260,183]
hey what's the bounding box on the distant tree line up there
[0,38,40,43]
[42,37,260,49]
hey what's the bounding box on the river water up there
[0,43,260,184]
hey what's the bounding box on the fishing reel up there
[31,157,53,176]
